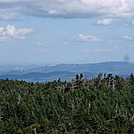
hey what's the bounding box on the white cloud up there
[0,25,34,41]
[0,0,134,20]
[128,44,133,48]
[75,34,101,42]
[122,35,133,40]
[96,18,113,25]
[0,12,20,21]
[132,20,134,24]
[63,42,68,45]
[36,42,44,46]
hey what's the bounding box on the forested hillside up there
[0,73,134,133]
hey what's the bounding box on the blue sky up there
[0,0,134,64]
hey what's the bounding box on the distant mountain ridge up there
[27,61,134,73]
[0,61,134,82]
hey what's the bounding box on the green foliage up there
[0,74,134,133]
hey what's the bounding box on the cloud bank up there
[0,0,134,20]
[0,25,34,41]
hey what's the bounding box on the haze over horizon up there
[0,0,134,64]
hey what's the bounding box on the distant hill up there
[27,61,134,74]
[0,71,77,82]
[0,61,134,82]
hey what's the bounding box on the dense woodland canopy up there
[0,73,134,133]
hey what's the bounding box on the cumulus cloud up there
[96,18,113,25]
[0,25,34,41]
[0,0,134,20]
[75,34,102,42]
[122,35,133,40]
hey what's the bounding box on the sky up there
[0,0,134,64]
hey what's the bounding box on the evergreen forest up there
[0,73,134,134]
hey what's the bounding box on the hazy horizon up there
[0,60,133,67]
